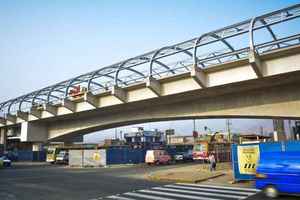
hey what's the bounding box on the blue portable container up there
[256,151,300,198]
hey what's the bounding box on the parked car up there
[145,150,171,165]
[55,150,69,164]
[0,156,12,168]
[255,152,300,198]
[174,149,193,162]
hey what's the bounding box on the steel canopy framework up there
[1,4,300,116]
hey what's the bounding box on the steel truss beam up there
[0,4,299,116]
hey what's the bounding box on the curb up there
[148,173,225,183]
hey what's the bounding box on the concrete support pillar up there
[0,128,7,151]
[273,119,286,141]
[42,104,58,116]
[249,51,263,78]
[190,65,207,88]
[32,143,43,151]
[84,92,99,108]
[61,99,76,112]
[146,77,161,96]
[17,111,29,121]
[273,131,278,142]
[20,122,48,142]
[111,86,127,103]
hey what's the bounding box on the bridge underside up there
[1,4,300,143]
[44,71,300,141]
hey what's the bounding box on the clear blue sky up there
[0,0,298,142]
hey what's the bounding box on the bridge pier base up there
[0,128,7,151]
[20,122,48,142]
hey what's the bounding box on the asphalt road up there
[0,163,167,200]
[0,163,299,200]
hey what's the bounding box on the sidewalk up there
[147,162,230,183]
[147,162,254,188]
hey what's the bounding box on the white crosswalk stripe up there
[100,183,259,200]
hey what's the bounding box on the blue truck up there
[256,151,300,198]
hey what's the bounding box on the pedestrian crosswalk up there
[98,183,260,200]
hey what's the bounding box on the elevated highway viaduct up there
[1,4,300,144]
[1,45,300,142]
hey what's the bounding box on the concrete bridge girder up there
[0,45,299,128]
[0,45,300,141]
[47,79,300,140]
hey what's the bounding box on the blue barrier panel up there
[286,141,300,151]
[232,141,300,181]
[17,150,33,161]
[32,151,46,161]
[260,142,282,152]
[106,148,147,165]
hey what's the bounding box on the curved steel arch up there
[0,101,11,114]
[18,92,38,111]
[47,85,68,103]
[193,33,239,68]
[32,88,63,106]
[0,4,299,117]
[87,66,121,91]
[210,33,240,59]
[149,46,193,77]
[64,76,88,97]
[249,16,279,53]
[7,98,19,114]
[32,88,50,106]
[114,59,147,86]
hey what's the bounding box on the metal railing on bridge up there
[1,4,300,116]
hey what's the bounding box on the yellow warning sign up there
[237,145,260,174]
[93,152,101,161]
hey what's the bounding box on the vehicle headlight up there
[255,173,267,179]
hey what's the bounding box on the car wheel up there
[264,185,278,198]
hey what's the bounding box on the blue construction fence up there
[105,145,194,165]
[106,148,147,165]
[7,150,46,162]
[232,141,300,181]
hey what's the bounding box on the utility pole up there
[260,126,264,136]
[115,128,118,140]
[226,119,232,142]
[119,131,123,141]
[193,119,196,132]
[288,120,292,140]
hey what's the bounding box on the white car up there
[0,156,12,167]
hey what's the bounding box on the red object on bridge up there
[69,85,81,96]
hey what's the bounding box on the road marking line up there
[138,189,222,200]
[176,183,260,192]
[124,192,176,200]
[106,195,136,200]
[165,184,255,196]
[152,187,245,199]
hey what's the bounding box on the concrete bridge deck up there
[0,4,300,142]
